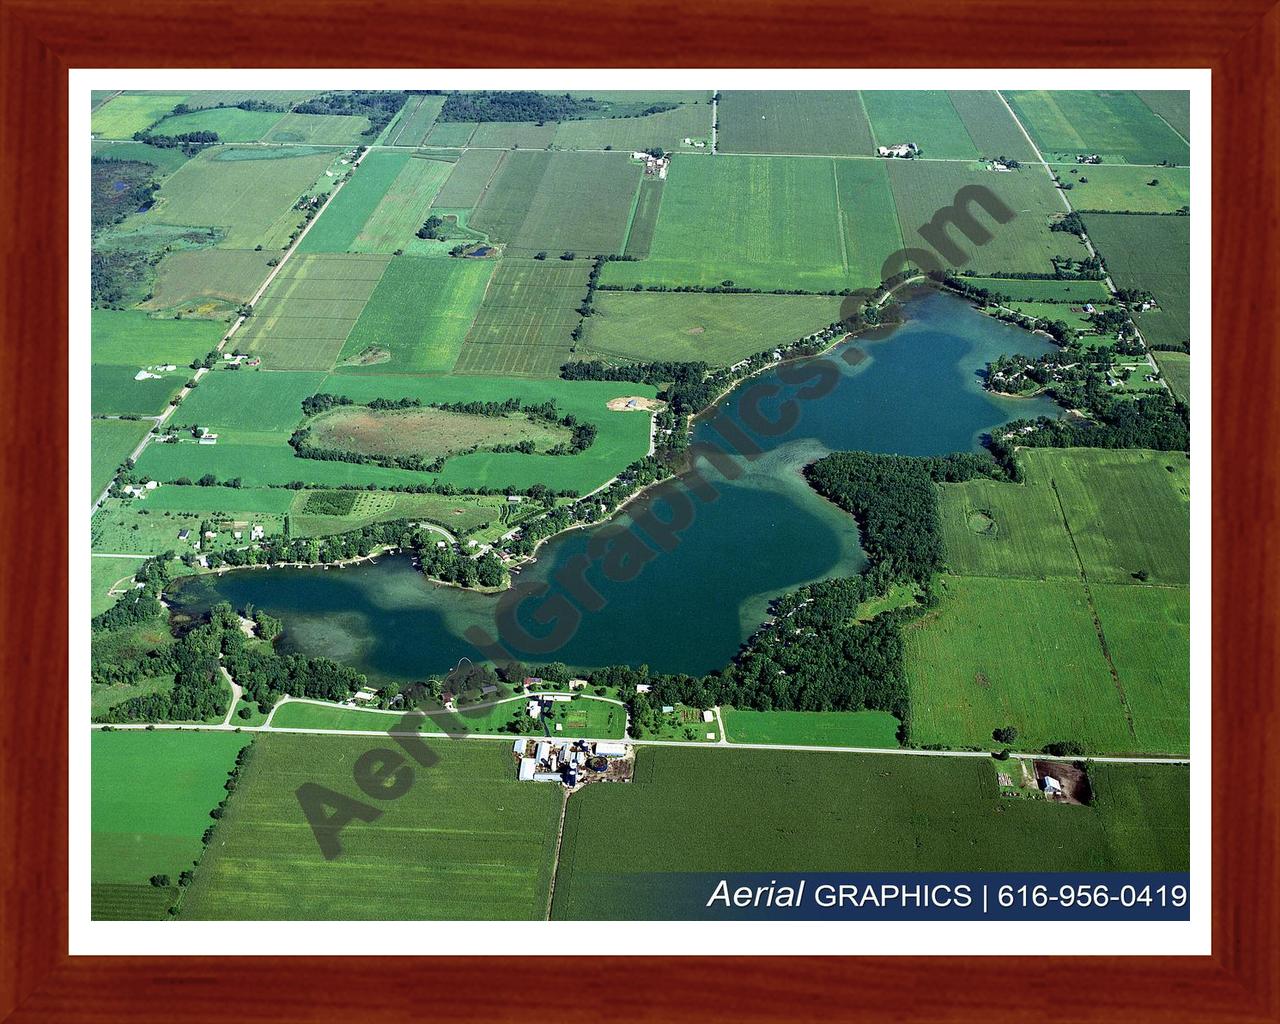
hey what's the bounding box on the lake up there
[169,290,1059,679]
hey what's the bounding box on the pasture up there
[142,248,276,315]
[1002,90,1190,165]
[721,709,900,748]
[92,93,187,137]
[236,254,391,371]
[551,746,1189,918]
[552,104,711,153]
[93,140,193,178]
[960,277,1112,303]
[454,258,591,377]
[151,107,284,142]
[1083,213,1191,349]
[946,91,1036,160]
[165,367,330,432]
[91,309,223,366]
[309,405,569,461]
[601,155,898,291]
[384,94,446,147]
[470,150,641,256]
[136,145,334,250]
[1057,164,1191,213]
[263,112,371,145]
[92,731,250,920]
[715,91,875,156]
[298,151,410,254]
[350,156,453,252]
[579,291,843,366]
[91,493,286,556]
[179,734,563,919]
[886,161,1090,275]
[424,121,478,147]
[337,256,493,373]
[467,122,557,149]
[91,418,151,501]
[1154,350,1191,404]
[862,90,979,159]
[288,490,505,538]
[431,148,506,208]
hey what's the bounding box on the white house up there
[702,709,715,723]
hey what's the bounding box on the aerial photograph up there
[87,87,1192,921]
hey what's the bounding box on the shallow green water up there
[170,290,1058,678]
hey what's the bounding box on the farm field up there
[91,417,152,502]
[721,709,900,748]
[467,122,557,149]
[903,576,1127,753]
[236,253,391,371]
[165,367,329,433]
[1056,163,1191,213]
[91,364,185,416]
[263,112,371,145]
[1083,212,1191,349]
[552,746,1189,918]
[349,156,453,252]
[130,145,334,250]
[91,309,223,366]
[151,107,284,142]
[601,155,897,291]
[1002,90,1190,165]
[424,121,478,147]
[182,90,320,109]
[622,178,663,258]
[287,490,506,538]
[384,94,446,147]
[862,90,979,159]
[142,248,276,315]
[92,140,194,178]
[336,256,493,373]
[1154,350,1191,404]
[453,258,591,377]
[431,148,505,208]
[308,404,570,461]
[579,291,843,367]
[180,734,563,919]
[297,151,409,254]
[946,91,1036,161]
[887,161,1090,275]
[92,731,249,920]
[92,93,188,137]
[552,104,711,153]
[716,91,874,156]
[1136,91,1191,141]
[960,277,1112,303]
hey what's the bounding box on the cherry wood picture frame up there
[2,1,1276,1019]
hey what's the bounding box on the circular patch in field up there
[967,509,997,535]
[607,396,662,412]
[342,345,391,366]
[686,326,705,335]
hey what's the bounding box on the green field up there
[960,277,1112,303]
[622,178,663,258]
[887,161,1090,275]
[91,488,288,556]
[287,490,507,538]
[453,258,591,377]
[349,156,452,252]
[92,93,187,137]
[470,151,641,256]
[92,730,250,920]
[552,746,1189,918]
[92,310,224,367]
[1003,90,1190,165]
[92,140,193,178]
[552,104,711,153]
[1056,163,1190,213]
[263,112,371,145]
[384,94,446,147]
[721,708,900,747]
[716,91,874,156]
[180,733,563,919]
[946,91,1036,161]
[863,90,980,159]
[424,121,478,147]
[182,90,320,110]
[601,155,900,291]
[580,291,842,366]
[236,254,391,370]
[151,107,285,142]
[1083,213,1190,349]
[142,248,276,316]
[1154,350,1191,404]
[137,372,655,494]
[431,148,505,208]
[91,365,185,416]
[133,145,334,250]
[311,403,569,461]
[1136,92,1191,141]
[468,122,557,149]
[297,151,410,254]
[336,255,493,373]
[91,418,151,502]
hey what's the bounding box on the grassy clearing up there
[1056,163,1190,213]
[960,277,1112,302]
[92,730,250,920]
[454,258,591,378]
[431,148,505,208]
[142,248,275,316]
[1003,90,1190,165]
[298,151,409,254]
[336,255,493,373]
[91,418,151,502]
[1154,351,1191,404]
[385,94,446,147]
[716,91,874,156]
[91,491,287,556]
[904,575,1139,754]
[1083,213,1190,349]
[552,104,711,153]
[350,156,452,252]
[263,113,371,145]
[183,90,320,109]
[133,145,334,250]
[579,291,842,366]
[947,91,1036,161]
[887,161,1090,275]
[471,151,641,256]
[180,733,563,919]
[863,90,979,159]
[151,107,284,142]
[309,404,569,461]
[722,709,900,748]
[92,93,187,137]
[236,253,391,371]
[552,746,1189,917]
[92,310,224,367]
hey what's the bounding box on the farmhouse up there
[514,739,633,787]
